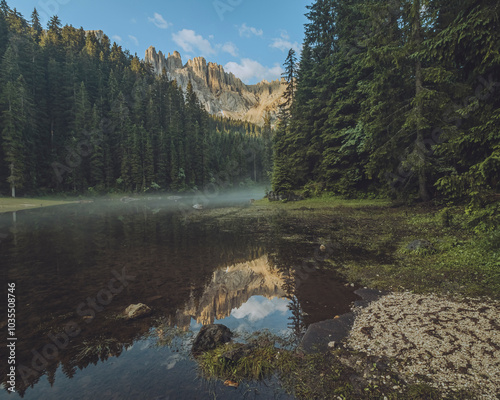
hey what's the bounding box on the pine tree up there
[272,49,298,192]
[30,8,42,43]
[0,3,8,59]
[1,77,31,196]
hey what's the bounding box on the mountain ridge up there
[144,46,284,126]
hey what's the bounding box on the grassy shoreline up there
[0,197,77,213]
[196,196,499,399]
[252,196,499,300]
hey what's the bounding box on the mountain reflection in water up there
[0,198,359,399]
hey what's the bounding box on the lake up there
[0,193,359,399]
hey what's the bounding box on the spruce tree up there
[272,48,298,192]
[30,8,42,43]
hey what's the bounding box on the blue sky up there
[12,0,311,84]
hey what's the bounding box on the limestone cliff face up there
[144,46,284,126]
[85,30,105,42]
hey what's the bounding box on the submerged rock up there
[120,197,138,203]
[300,313,356,353]
[192,324,233,354]
[124,303,152,319]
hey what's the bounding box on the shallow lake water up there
[0,194,359,399]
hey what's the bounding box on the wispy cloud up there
[221,42,238,57]
[128,35,139,46]
[270,30,301,54]
[172,29,215,56]
[148,13,171,29]
[238,23,263,38]
[224,58,283,83]
[231,297,289,322]
[112,35,122,43]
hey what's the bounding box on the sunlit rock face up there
[176,255,286,330]
[85,30,105,42]
[145,46,285,126]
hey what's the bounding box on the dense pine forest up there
[273,0,499,230]
[0,1,271,197]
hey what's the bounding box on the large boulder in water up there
[192,324,233,354]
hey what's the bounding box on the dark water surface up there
[0,195,359,399]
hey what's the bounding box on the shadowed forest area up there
[0,1,272,197]
[273,0,499,232]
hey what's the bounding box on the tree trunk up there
[413,0,430,202]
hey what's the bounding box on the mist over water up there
[0,187,357,400]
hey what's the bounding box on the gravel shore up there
[346,292,500,399]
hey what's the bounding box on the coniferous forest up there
[1,0,499,230]
[0,1,271,197]
[273,0,499,230]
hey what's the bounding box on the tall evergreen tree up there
[272,49,298,192]
[30,8,42,43]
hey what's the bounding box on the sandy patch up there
[347,292,500,399]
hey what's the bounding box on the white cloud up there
[128,35,139,46]
[148,13,171,29]
[112,35,122,43]
[270,30,301,54]
[221,42,238,57]
[172,29,215,56]
[279,30,290,40]
[224,58,283,83]
[231,297,289,322]
[238,23,263,38]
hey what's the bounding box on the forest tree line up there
[0,1,272,197]
[273,0,499,230]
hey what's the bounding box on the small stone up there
[124,303,152,319]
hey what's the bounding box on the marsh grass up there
[255,198,500,299]
[75,337,121,362]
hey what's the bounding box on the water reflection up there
[0,198,358,399]
[175,255,286,330]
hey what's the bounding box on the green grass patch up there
[0,197,76,213]
[251,198,499,299]
[255,195,390,210]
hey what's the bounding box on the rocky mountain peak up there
[144,46,284,126]
[85,30,105,42]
